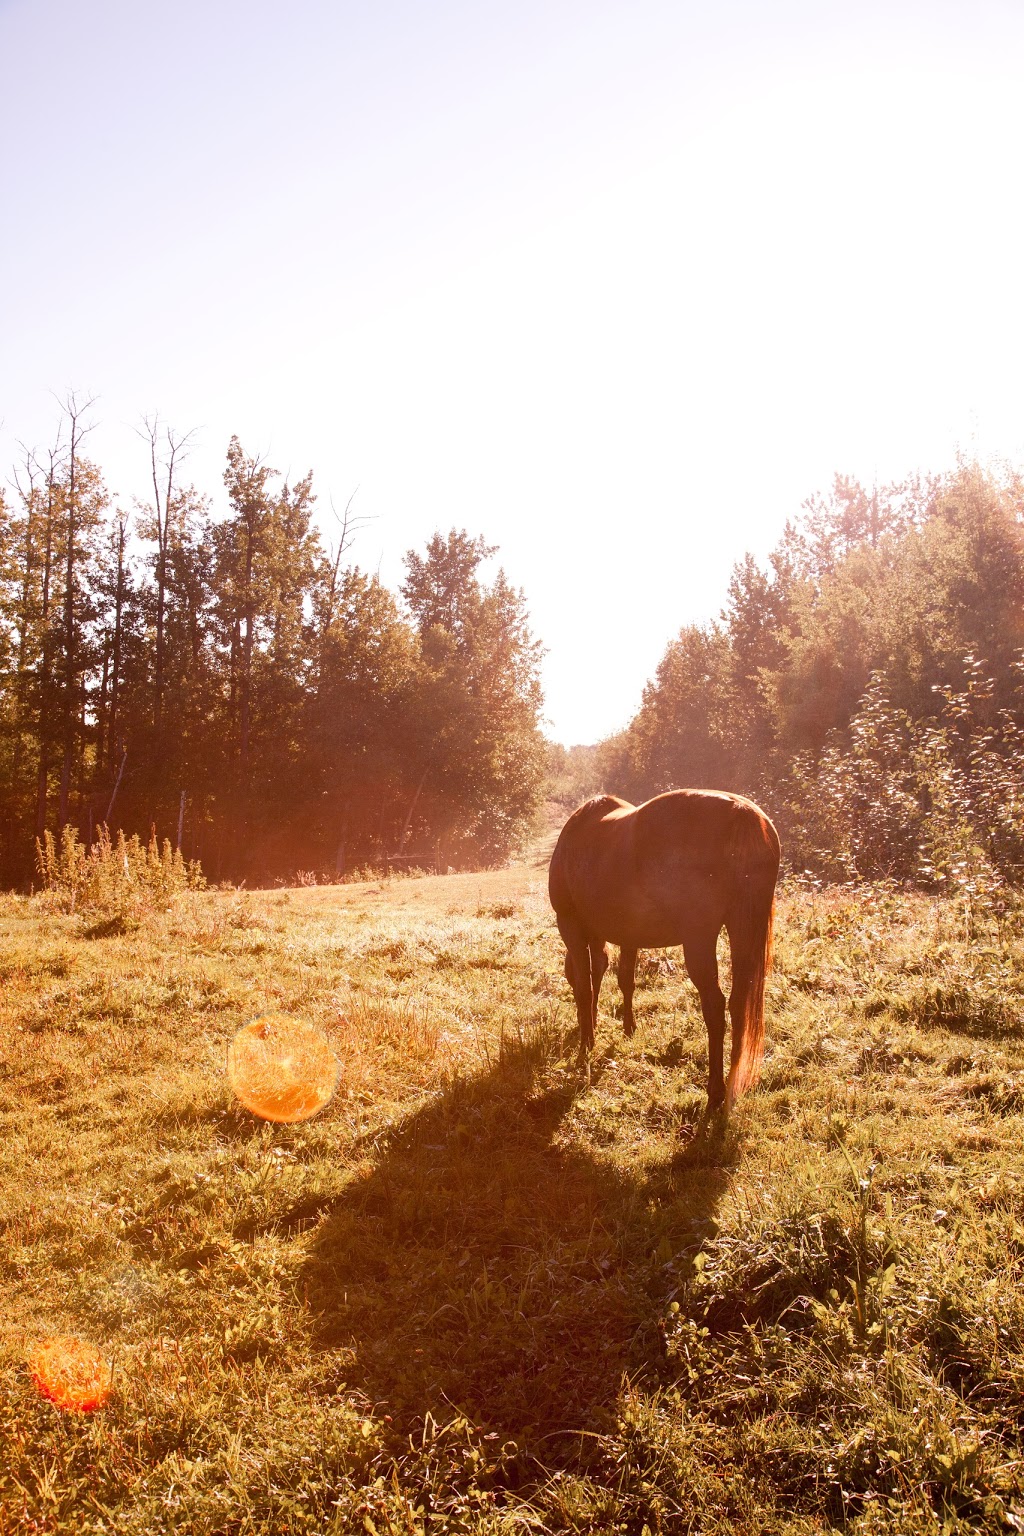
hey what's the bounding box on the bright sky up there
[3,0,1024,744]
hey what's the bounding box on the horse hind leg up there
[617,945,638,1037]
[682,931,728,1113]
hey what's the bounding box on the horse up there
[548,789,780,1112]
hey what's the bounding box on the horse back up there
[633,789,780,874]
[549,789,779,947]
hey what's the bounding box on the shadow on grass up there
[150,1098,272,1144]
[79,912,140,940]
[300,1024,737,1464]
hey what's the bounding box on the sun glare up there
[228,1014,340,1123]
[29,1337,112,1413]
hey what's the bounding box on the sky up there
[3,0,1024,745]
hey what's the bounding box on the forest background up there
[0,401,546,887]
[3,396,1024,895]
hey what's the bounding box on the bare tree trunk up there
[96,645,110,774]
[240,515,255,776]
[316,491,364,662]
[10,458,39,790]
[140,416,192,732]
[107,509,128,778]
[58,407,80,829]
[34,449,58,837]
[35,755,49,840]
[58,394,95,829]
[397,768,429,855]
[106,748,127,824]
[57,754,72,831]
[334,805,349,876]
[74,693,87,808]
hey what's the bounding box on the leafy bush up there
[35,824,205,915]
[779,657,1024,900]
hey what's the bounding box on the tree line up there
[581,462,1024,889]
[0,399,546,887]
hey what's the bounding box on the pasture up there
[1,855,1024,1533]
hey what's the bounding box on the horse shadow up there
[299,1025,738,1462]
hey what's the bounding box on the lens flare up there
[29,1337,112,1412]
[228,1014,339,1123]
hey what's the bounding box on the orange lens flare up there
[29,1337,112,1412]
[228,1014,339,1123]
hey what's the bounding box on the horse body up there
[548,789,780,1111]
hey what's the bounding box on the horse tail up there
[726,810,780,1105]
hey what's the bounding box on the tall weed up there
[35,825,205,917]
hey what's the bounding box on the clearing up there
[1,861,1024,1533]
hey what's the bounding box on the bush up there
[35,825,206,916]
[779,658,1024,900]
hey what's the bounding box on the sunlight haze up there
[3,0,1024,743]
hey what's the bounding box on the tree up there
[306,568,420,871]
[91,503,134,787]
[11,445,64,843]
[209,437,320,872]
[0,482,23,871]
[619,624,735,798]
[778,472,925,584]
[400,530,545,865]
[603,459,1024,886]
[129,420,219,835]
[722,552,796,776]
[401,529,496,645]
[54,394,107,828]
[136,416,197,734]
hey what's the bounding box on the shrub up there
[35,825,205,916]
[779,657,1024,900]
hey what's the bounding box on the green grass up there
[2,867,1024,1532]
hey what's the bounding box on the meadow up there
[2,843,1024,1534]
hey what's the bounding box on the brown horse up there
[548,790,780,1112]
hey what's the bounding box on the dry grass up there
[1,869,1024,1532]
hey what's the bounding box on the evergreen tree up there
[306,568,420,872]
[210,437,319,867]
[401,529,545,865]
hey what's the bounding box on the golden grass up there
[1,870,1023,1531]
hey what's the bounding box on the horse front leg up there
[617,945,638,1036]
[560,922,596,1058]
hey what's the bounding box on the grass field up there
[2,846,1024,1533]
